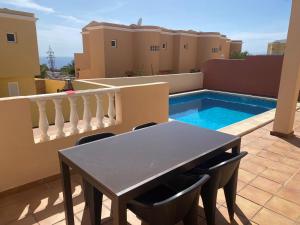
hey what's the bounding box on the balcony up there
[1,109,300,225]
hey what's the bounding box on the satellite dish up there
[137,18,142,26]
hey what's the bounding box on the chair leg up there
[224,169,238,222]
[201,187,218,225]
[183,196,199,225]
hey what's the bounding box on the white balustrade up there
[95,94,104,128]
[68,96,79,135]
[108,92,116,125]
[29,87,120,143]
[82,95,92,132]
[53,98,65,138]
[36,100,50,142]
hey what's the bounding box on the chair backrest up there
[208,151,247,188]
[75,132,115,146]
[132,122,157,131]
[151,174,209,224]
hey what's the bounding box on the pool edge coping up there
[169,89,300,137]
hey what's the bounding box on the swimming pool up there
[169,90,277,130]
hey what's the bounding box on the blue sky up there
[0,0,292,56]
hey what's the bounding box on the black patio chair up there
[132,122,157,131]
[75,132,115,209]
[188,151,248,225]
[127,174,210,225]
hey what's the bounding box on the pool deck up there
[1,110,300,225]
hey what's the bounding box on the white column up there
[68,96,79,135]
[53,98,65,138]
[36,100,50,142]
[82,95,92,131]
[108,92,116,125]
[95,93,104,128]
[272,0,300,136]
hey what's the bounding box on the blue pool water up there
[169,91,277,130]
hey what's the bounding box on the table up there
[58,121,241,225]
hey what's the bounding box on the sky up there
[0,0,292,57]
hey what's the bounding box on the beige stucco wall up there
[104,29,134,77]
[85,72,204,94]
[198,36,221,69]
[159,33,174,73]
[0,82,169,192]
[133,31,161,75]
[230,42,242,55]
[267,42,286,55]
[0,10,40,97]
[177,35,198,73]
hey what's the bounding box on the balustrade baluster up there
[53,98,65,138]
[36,100,50,142]
[108,92,116,125]
[95,94,104,128]
[68,96,79,135]
[82,95,92,131]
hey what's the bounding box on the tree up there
[230,51,249,59]
[61,60,75,77]
[39,64,49,78]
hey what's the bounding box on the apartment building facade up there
[0,8,40,97]
[267,39,286,55]
[75,22,242,78]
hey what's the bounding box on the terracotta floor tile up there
[280,157,300,168]
[238,169,257,183]
[239,185,272,206]
[235,195,262,219]
[264,144,288,156]
[237,180,247,192]
[260,168,291,184]
[242,145,262,155]
[252,208,295,225]
[265,196,300,221]
[257,150,283,162]
[250,176,282,194]
[215,206,251,225]
[5,215,39,225]
[240,161,266,175]
[276,186,300,206]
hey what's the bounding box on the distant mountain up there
[39,57,73,69]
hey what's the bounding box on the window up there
[184,44,189,49]
[212,47,219,53]
[150,45,160,51]
[8,82,20,96]
[7,33,16,43]
[111,40,117,48]
[162,43,167,49]
[219,45,222,51]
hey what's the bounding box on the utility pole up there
[47,45,56,72]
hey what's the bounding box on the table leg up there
[232,142,241,155]
[85,181,103,225]
[60,160,75,225]
[112,199,127,225]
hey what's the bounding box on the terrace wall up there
[203,56,284,98]
[0,82,169,193]
[85,72,204,94]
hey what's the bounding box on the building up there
[267,39,286,55]
[0,8,40,97]
[75,22,242,79]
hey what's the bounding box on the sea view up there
[39,56,73,69]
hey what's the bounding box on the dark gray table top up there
[59,121,240,197]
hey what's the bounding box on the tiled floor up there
[1,111,300,225]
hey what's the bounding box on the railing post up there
[82,95,92,131]
[108,92,116,125]
[95,94,104,128]
[36,100,50,142]
[68,96,79,135]
[53,98,65,138]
